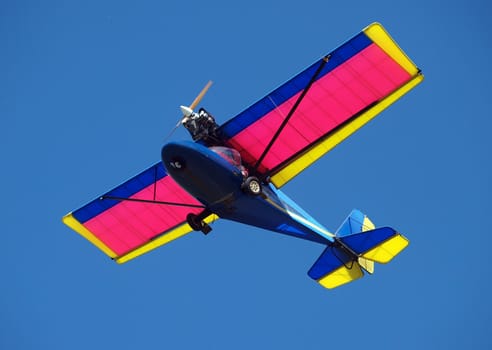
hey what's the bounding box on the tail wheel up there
[242,177,262,196]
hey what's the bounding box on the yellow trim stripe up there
[363,22,419,76]
[63,212,219,263]
[271,73,424,187]
[116,214,219,264]
[318,263,363,289]
[62,213,117,258]
[362,234,409,264]
[116,223,192,263]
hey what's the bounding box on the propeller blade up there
[164,80,213,142]
[163,123,181,143]
[189,80,213,110]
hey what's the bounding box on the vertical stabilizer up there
[335,209,375,237]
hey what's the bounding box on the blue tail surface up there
[308,210,409,289]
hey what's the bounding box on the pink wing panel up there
[225,43,411,173]
[83,176,201,256]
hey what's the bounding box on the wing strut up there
[101,195,206,208]
[252,55,330,174]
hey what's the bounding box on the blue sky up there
[2,0,491,349]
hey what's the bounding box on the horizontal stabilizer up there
[308,245,364,289]
[340,227,409,264]
[308,225,409,289]
[318,263,363,289]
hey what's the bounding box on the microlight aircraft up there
[63,23,423,289]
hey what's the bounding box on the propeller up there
[164,80,213,142]
[189,80,213,111]
[179,80,213,124]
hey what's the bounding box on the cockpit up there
[209,146,241,166]
[209,146,248,178]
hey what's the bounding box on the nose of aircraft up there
[161,141,243,205]
[161,141,195,173]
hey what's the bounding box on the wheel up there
[187,213,213,235]
[242,177,262,196]
[186,213,202,231]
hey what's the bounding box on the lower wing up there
[63,162,217,263]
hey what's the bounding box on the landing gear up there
[242,176,262,196]
[187,213,212,235]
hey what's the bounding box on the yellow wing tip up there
[364,22,383,31]
[363,22,420,76]
[62,212,118,259]
[62,212,220,264]
[62,212,73,225]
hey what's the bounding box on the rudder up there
[336,209,375,273]
[335,209,375,236]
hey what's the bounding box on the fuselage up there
[161,141,334,244]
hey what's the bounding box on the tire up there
[186,213,202,231]
[243,177,262,196]
[187,213,213,235]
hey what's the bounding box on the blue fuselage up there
[161,141,334,244]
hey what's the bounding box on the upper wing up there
[218,23,423,187]
[63,162,217,263]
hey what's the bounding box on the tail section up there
[335,209,375,236]
[339,226,409,264]
[308,244,365,289]
[308,210,409,289]
[335,209,376,274]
